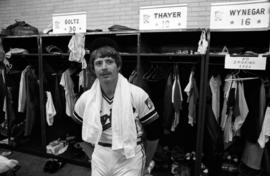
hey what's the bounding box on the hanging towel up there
[197,30,208,54]
[81,73,137,159]
[46,91,56,126]
[68,33,87,69]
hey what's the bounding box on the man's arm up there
[143,117,162,169]
[72,110,83,124]
[145,139,159,168]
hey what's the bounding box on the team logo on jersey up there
[100,109,112,131]
[145,98,154,110]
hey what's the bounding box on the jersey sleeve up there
[73,91,88,124]
[133,86,159,126]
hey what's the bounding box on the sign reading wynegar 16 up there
[210,0,270,29]
[139,4,187,30]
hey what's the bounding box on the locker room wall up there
[0,0,260,32]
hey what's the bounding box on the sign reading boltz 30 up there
[53,12,86,34]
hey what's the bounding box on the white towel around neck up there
[81,73,137,158]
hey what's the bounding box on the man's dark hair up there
[89,46,122,72]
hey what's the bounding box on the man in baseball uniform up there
[73,46,161,176]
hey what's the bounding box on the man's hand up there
[145,140,159,167]
[143,169,152,176]
[144,160,155,175]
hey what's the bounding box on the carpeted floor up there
[0,148,170,176]
[0,148,91,176]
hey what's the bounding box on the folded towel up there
[81,73,137,158]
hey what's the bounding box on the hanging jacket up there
[24,67,39,136]
[241,79,265,143]
[209,75,221,122]
[221,74,234,130]
[205,85,223,151]
[204,84,223,175]
[171,65,183,131]
[132,62,151,95]
[6,87,16,134]
[0,69,6,114]
[262,142,270,173]
[162,73,173,130]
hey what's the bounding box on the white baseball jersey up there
[73,83,158,146]
[74,83,158,176]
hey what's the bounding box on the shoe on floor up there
[43,159,65,173]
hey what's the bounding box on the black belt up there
[98,140,143,147]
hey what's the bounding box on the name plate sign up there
[210,0,270,29]
[139,4,187,30]
[225,54,267,70]
[53,12,86,34]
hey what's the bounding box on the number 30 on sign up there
[53,12,86,34]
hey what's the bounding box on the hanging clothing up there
[5,87,17,135]
[0,69,6,114]
[79,69,96,92]
[18,66,30,113]
[184,70,199,126]
[205,84,222,150]
[45,91,56,126]
[220,74,234,130]
[204,85,223,175]
[171,65,183,131]
[209,75,221,123]
[223,80,237,143]
[262,142,270,174]
[60,69,76,117]
[233,82,249,133]
[52,73,65,118]
[241,79,265,143]
[241,141,264,170]
[68,33,87,69]
[128,70,137,83]
[162,73,174,130]
[262,79,270,174]
[0,68,7,137]
[44,72,65,119]
[132,72,151,95]
[221,77,249,144]
[258,107,270,148]
[240,78,268,172]
[24,67,39,136]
